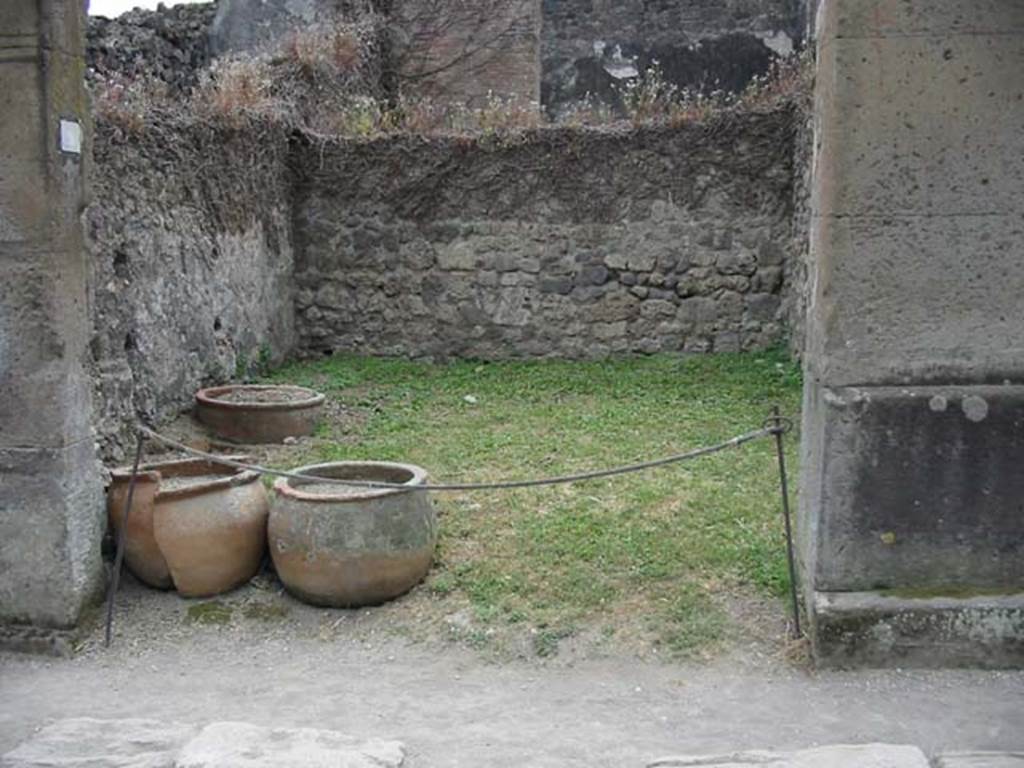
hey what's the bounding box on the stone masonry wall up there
[86,119,296,459]
[292,110,796,360]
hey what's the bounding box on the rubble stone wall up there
[291,110,797,360]
[86,119,296,458]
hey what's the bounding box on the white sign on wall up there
[59,119,82,155]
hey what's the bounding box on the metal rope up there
[138,423,777,493]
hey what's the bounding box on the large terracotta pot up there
[270,462,437,608]
[108,457,269,598]
[195,384,325,444]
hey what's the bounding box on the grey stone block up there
[650,744,931,768]
[815,36,1024,218]
[805,213,1024,387]
[0,720,406,768]
[935,754,1024,768]
[811,591,1024,669]
[801,384,1024,593]
[1,718,199,768]
[822,0,1024,40]
[175,722,405,768]
[0,439,105,628]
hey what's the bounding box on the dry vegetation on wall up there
[90,10,811,140]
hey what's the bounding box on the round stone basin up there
[195,384,325,444]
[107,457,269,598]
[270,461,437,608]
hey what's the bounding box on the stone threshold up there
[1,719,406,768]
[810,590,1024,669]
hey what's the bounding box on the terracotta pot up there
[270,462,437,608]
[195,384,325,444]
[108,457,269,598]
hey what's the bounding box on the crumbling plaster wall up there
[86,120,296,459]
[292,111,797,360]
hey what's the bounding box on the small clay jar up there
[108,457,269,598]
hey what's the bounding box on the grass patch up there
[267,349,802,655]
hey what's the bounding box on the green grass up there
[267,349,802,656]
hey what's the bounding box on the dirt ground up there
[2,576,1023,767]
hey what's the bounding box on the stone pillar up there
[799,1,1024,667]
[0,0,104,629]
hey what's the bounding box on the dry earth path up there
[2,588,1022,768]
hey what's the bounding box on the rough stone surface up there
[798,0,1024,666]
[176,721,405,768]
[0,0,104,629]
[0,719,404,768]
[292,112,796,361]
[811,592,1024,670]
[649,744,931,768]
[935,754,1024,768]
[783,92,812,358]
[0,718,198,768]
[86,118,296,460]
[800,385,1024,593]
[87,3,215,93]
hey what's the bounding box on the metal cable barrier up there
[105,412,800,647]
[137,423,780,492]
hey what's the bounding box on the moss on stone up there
[242,601,290,621]
[186,601,234,625]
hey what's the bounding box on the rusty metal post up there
[771,406,802,639]
[104,432,146,648]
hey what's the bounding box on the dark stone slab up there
[805,384,1024,593]
[812,591,1024,669]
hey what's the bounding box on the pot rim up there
[274,460,428,502]
[109,456,261,501]
[196,384,326,412]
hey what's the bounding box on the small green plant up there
[333,95,384,137]
[234,349,249,381]
[532,625,575,658]
[186,601,234,625]
[257,344,273,374]
[557,93,615,127]
[619,60,680,124]
[735,48,815,112]
[428,572,456,597]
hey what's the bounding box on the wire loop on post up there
[763,415,795,435]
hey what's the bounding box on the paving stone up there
[1,720,406,768]
[648,744,930,768]
[174,722,405,768]
[935,754,1024,768]
[1,718,198,768]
